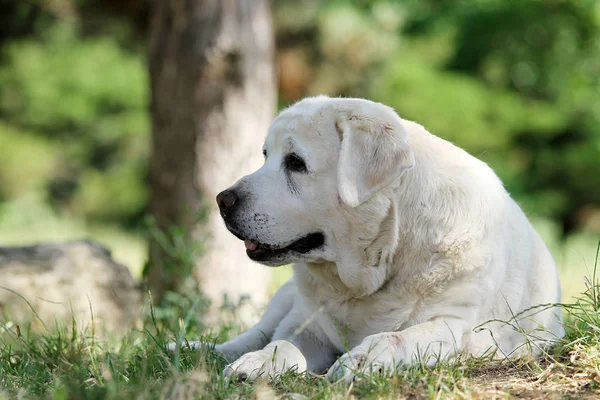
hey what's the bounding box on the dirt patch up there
[465,360,600,399]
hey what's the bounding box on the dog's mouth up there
[227,226,325,262]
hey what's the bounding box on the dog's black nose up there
[216,189,238,215]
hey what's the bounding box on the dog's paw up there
[326,334,401,383]
[326,351,391,383]
[223,350,278,382]
[223,340,307,382]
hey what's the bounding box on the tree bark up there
[147,0,275,312]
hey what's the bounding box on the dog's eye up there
[284,153,307,173]
[262,149,267,157]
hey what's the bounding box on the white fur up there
[170,96,564,382]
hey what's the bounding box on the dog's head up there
[216,96,415,274]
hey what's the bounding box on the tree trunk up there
[147,0,275,314]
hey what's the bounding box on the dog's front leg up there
[224,303,338,381]
[168,279,297,362]
[326,318,466,383]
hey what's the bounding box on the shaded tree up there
[146,0,276,308]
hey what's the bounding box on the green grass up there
[1,244,599,399]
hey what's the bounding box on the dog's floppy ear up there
[336,106,414,207]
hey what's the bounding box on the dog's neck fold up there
[320,194,401,298]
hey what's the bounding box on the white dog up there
[172,96,564,382]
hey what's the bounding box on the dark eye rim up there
[284,152,308,173]
[262,148,267,157]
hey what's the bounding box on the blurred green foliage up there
[0,0,598,244]
[0,21,148,228]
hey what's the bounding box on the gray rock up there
[0,240,143,332]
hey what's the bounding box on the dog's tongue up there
[244,240,258,251]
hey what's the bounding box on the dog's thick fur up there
[173,96,564,382]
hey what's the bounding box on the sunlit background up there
[0,0,599,301]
